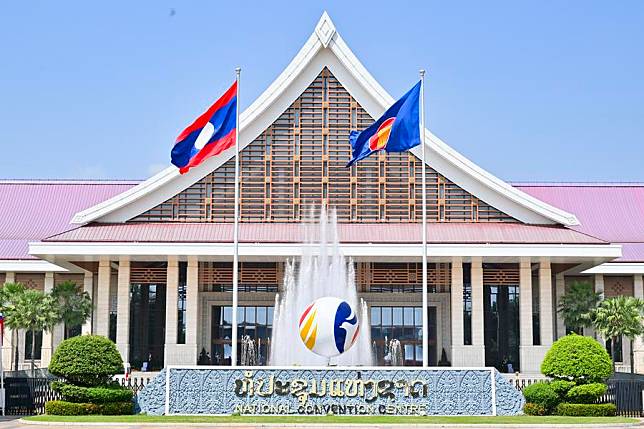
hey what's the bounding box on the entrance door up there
[484,285,520,372]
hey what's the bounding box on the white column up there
[450,257,465,365]
[519,258,533,347]
[185,257,199,363]
[81,272,93,335]
[40,272,55,367]
[539,258,554,347]
[468,257,485,365]
[555,273,566,339]
[2,272,15,370]
[116,257,130,363]
[519,258,534,372]
[633,275,643,374]
[164,256,182,365]
[95,258,111,337]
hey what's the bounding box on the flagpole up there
[231,68,241,367]
[420,69,428,367]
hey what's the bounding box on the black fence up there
[3,377,60,416]
[1,372,642,416]
[600,374,644,417]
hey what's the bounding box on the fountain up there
[385,338,404,366]
[270,206,374,366]
[240,335,257,366]
[137,204,526,416]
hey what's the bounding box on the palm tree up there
[9,289,60,374]
[557,280,601,334]
[51,280,92,339]
[592,296,644,372]
[0,282,27,371]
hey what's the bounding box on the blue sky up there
[1,1,643,181]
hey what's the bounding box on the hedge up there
[51,382,133,404]
[555,403,617,417]
[565,382,607,404]
[522,383,559,413]
[523,402,547,416]
[549,380,575,398]
[45,400,133,416]
[49,335,123,387]
[541,334,612,384]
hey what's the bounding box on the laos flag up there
[171,81,237,174]
[346,81,421,166]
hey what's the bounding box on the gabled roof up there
[70,12,579,227]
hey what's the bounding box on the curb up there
[16,419,644,428]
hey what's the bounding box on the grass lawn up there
[24,415,638,425]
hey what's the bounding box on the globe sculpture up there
[298,296,360,358]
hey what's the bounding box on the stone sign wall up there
[136,367,524,416]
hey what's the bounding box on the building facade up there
[1,14,642,374]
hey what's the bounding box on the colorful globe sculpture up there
[298,296,360,357]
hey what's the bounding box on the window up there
[463,263,472,345]
[370,306,434,366]
[25,330,42,360]
[210,305,274,366]
[177,261,187,344]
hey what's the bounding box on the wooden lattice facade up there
[199,262,282,292]
[133,69,516,224]
[483,264,521,286]
[130,262,168,284]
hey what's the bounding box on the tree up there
[0,282,27,371]
[51,281,92,339]
[8,288,60,373]
[557,280,601,334]
[592,296,644,372]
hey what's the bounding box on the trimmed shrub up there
[523,402,546,416]
[555,403,617,417]
[51,381,133,404]
[565,382,607,404]
[522,382,559,413]
[541,334,612,384]
[45,400,133,416]
[99,401,134,415]
[45,400,100,416]
[549,380,575,398]
[49,335,123,387]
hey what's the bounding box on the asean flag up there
[346,81,421,166]
[171,81,237,174]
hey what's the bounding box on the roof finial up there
[315,11,336,48]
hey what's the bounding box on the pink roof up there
[516,183,644,261]
[4,180,644,260]
[44,222,604,244]
[0,180,137,259]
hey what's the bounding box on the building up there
[1,13,642,374]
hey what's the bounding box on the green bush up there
[51,382,133,404]
[99,401,134,415]
[555,403,616,417]
[549,380,575,398]
[541,334,612,384]
[45,400,99,416]
[522,382,559,413]
[565,382,607,404]
[523,402,547,416]
[45,400,133,416]
[49,335,123,387]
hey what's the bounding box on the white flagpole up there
[231,68,241,367]
[420,69,428,367]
